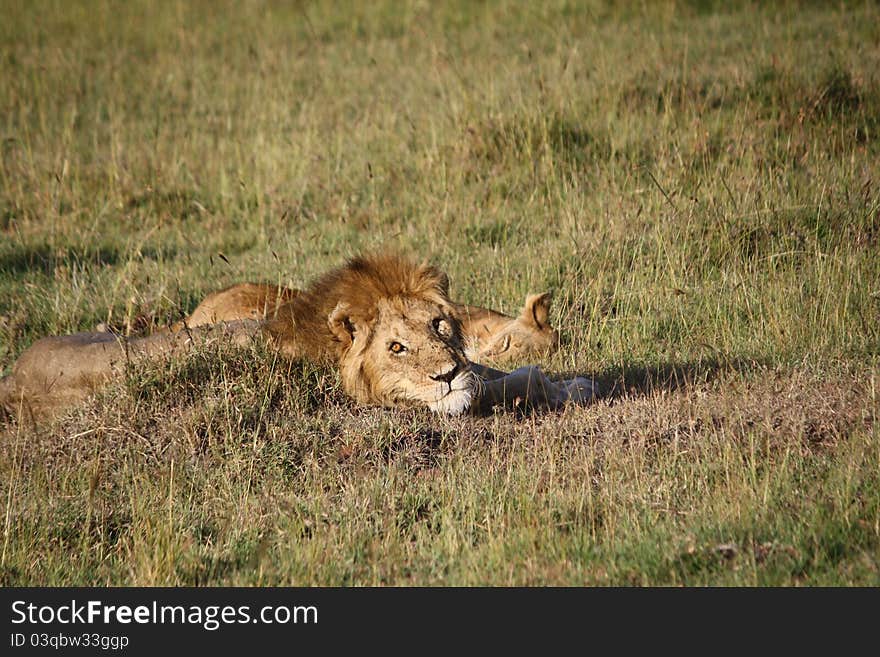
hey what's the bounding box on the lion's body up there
[1,255,595,421]
[175,283,558,364]
[0,322,261,420]
[171,283,298,331]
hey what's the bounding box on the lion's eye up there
[389,341,407,354]
[433,317,451,338]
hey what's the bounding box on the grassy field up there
[1,0,878,585]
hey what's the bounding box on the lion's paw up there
[559,377,599,406]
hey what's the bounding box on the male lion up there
[168,284,558,364]
[0,255,596,420]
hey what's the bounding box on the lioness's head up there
[319,257,478,415]
[477,292,559,361]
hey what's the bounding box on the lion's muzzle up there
[430,363,463,385]
[425,367,477,416]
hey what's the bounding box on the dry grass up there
[1,0,879,585]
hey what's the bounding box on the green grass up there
[1,0,878,585]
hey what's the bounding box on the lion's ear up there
[521,292,552,330]
[416,264,450,299]
[436,270,450,296]
[328,302,356,345]
[328,301,371,346]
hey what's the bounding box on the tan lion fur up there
[1,255,595,421]
[170,283,298,331]
[455,293,558,362]
[174,283,558,364]
[0,322,261,421]
[262,254,477,413]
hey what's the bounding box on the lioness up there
[0,322,260,420]
[0,255,596,420]
[169,284,558,364]
[455,293,558,363]
[169,283,299,331]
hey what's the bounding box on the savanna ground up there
[1,0,879,586]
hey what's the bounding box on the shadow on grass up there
[561,357,766,401]
[0,243,180,277]
[0,244,121,276]
[380,427,448,469]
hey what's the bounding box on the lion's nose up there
[430,364,460,385]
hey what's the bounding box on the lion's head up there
[266,254,479,415]
[473,292,559,362]
[329,295,478,414]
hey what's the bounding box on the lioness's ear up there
[521,292,552,330]
[328,302,356,345]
